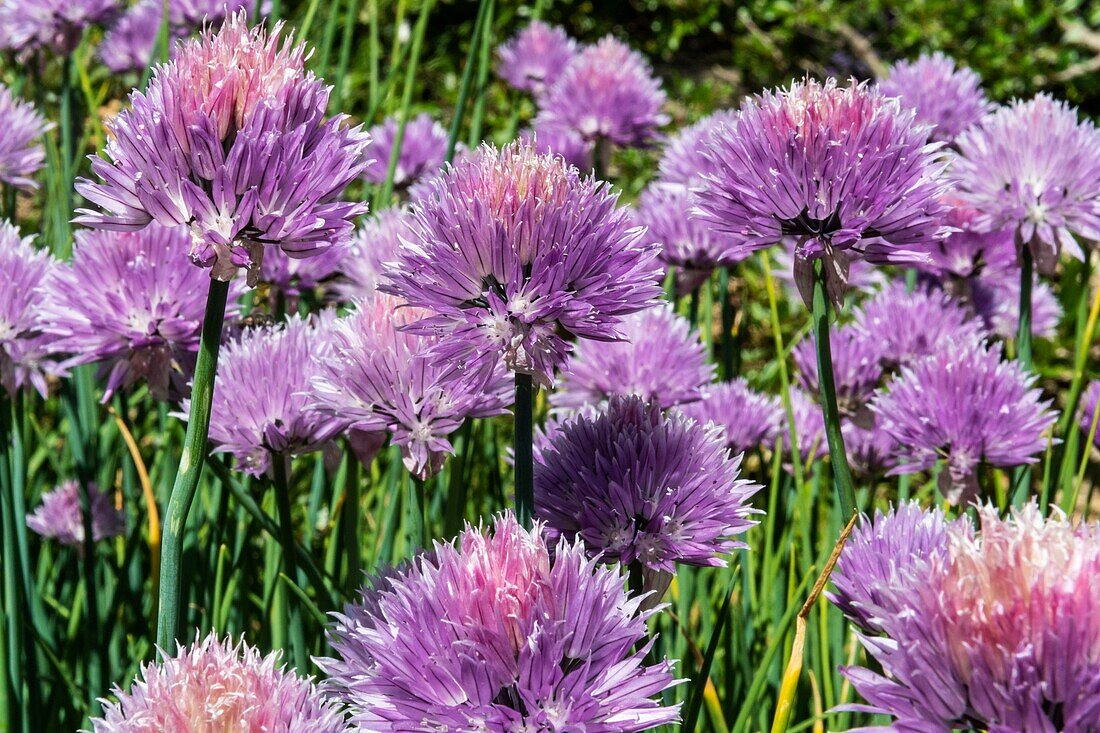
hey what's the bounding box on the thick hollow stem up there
[811,263,857,519]
[155,278,230,653]
[1017,246,1034,371]
[513,373,535,527]
[405,476,426,552]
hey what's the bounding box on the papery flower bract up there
[837,504,1100,733]
[877,52,991,143]
[636,183,747,277]
[676,378,783,456]
[318,512,681,732]
[695,78,951,306]
[0,84,50,191]
[496,21,577,96]
[656,110,738,187]
[42,224,241,402]
[205,314,343,476]
[853,281,986,369]
[76,12,371,285]
[381,141,663,384]
[331,208,411,302]
[871,338,1056,505]
[362,113,448,189]
[535,36,667,149]
[552,304,714,412]
[90,633,350,733]
[308,294,511,479]
[26,480,126,547]
[536,396,760,574]
[793,325,884,414]
[828,501,954,634]
[0,0,118,55]
[952,94,1100,273]
[769,247,886,304]
[0,221,61,398]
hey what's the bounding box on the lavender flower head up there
[656,110,738,187]
[43,225,242,402]
[695,78,951,306]
[0,222,61,398]
[521,124,593,171]
[919,197,1016,281]
[636,183,747,280]
[828,502,955,633]
[259,240,347,304]
[331,207,411,301]
[1079,381,1100,447]
[553,303,714,412]
[319,512,680,731]
[853,281,986,368]
[676,378,784,456]
[382,141,663,384]
[206,314,343,475]
[837,503,1100,733]
[362,113,448,189]
[536,396,760,575]
[91,633,350,733]
[971,264,1062,340]
[308,294,511,479]
[496,21,577,96]
[0,84,50,191]
[952,94,1100,274]
[877,52,991,142]
[793,325,885,415]
[841,416,898,478]
[535,36,668,149]
[26,481,126,547]
[76,12,371,285]
[871,337,1057,505]
[0,0,118,55]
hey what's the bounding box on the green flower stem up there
[156,278,230,653]
[513,373,534,527]
[272,456,307,671]
[811,261,857,519]
[1012,246,1034,502]
[406,476,427,551]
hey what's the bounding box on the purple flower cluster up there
[695,78,951,306]
[635,183,746,281]
[677,378,783,456]
[0,84,50,191]
[0,0,119,55]
[319,513,680,731]
[0,222,61,398]
[382,141,662,385]
[363,113,449,189]
[535,396,760,575]
[308,294,511,479]
[655,110,738,187]
[496,21,577,96]
[76,13,371,284]
[952,94,1100,273]
[793,325,884,416]
[833,503,1100,732]
[91,634,350,732]
[330,207,411,302]
[26,481,126,547]
[553,303,714,411]
[877,52,990,142]
[871,337,1056,505]
[43,224,241,402]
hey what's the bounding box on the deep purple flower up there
[26,480,126,547]
[536,396,760,575]
[656,110,738,187]
[952,94,1100,274]
[318,512,681,731]
[0,0,118,55]
[0,84,50,191]
[0,221,62,398]
[76,13,371,285]
[828,501,955,633]
[205,314,343,476]
[793,325,885,415]
[552,303,714,412]
[836,504,1100,733]
[840,416,898,478]
[877,52,991,143]
[330,207,411,302]
[676,378,784,456]
[636,183,747,278]
[871,338,1057,505]
[363,113,448,189]
[308,294,511,479]
[521,123,593,171]
[535,36,667,149]
[381,141,663,385]
[695,78,951,306]
[853,281,986,368]
[42,224,242,402]
[496,21,577,96]
[91,633,350,732]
